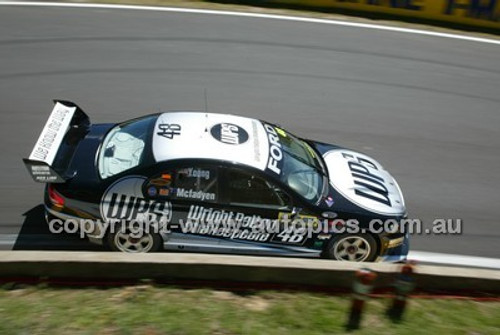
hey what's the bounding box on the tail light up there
[48,184,65,208]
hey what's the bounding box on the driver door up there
[220,167,307,246]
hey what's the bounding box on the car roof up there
[152,112,274,174]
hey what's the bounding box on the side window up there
[227,169,291,209]
[145,166,218,202]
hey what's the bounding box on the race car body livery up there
[24,101,409,262]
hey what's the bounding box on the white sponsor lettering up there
[264,124,283,174]
[181,168,210,180]
[101,176,173,224]
[31,166,50,171]
[183,205,279,242]
[341,152,392,207]
[176,188,216,201]
[220,123,239,144]
[29,102,76,165]
[323,150,406,216]
[104,192,172,224]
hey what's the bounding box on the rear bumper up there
[45,206,106,245]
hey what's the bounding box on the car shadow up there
[13,204,106,251]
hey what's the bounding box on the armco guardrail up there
[1,251,499,293]
[265,0,500,29]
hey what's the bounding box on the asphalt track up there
[0,3,499,260]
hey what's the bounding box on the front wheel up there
[323,234,378,262]
[107,223,162,253]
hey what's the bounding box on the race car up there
[24,100,409,262]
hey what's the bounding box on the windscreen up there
[274,127,325,203]
[98,115,157,179]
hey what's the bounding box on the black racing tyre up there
[107,222,163,253]
[323,234,378,262]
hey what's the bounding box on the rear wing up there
[23,100,90,183]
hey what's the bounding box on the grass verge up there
[1,285,499,334]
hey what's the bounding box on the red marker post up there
[346,268,377,330]
[387,262,416,321]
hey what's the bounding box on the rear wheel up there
[323,234,378,262]
[107,222,162,253]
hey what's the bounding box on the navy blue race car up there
[24,101,409,262]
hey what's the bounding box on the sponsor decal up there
[342,152,391,207]
[148,186,158,197]
[26,164,62,182]
[103,192,171,223]
[323,150,405,216]
[159,188,170,196]
[157,123,181,139]
[184,205,279,242]
[187,205,272,228]
[101,176,172,224]
[176,188,216,201]
[178,168,210,180]
[271,212,318,245]
[34,175,59,182]
[277,212,320,227]
[149,177,171,187]
[210,123,249,145]
[251,120,261,163]
[275,127,287,137]
[29,102,76,165]
[31,166,50,172]
[263,123,283,175]
[182,207,315,245]
[325,196,334,207]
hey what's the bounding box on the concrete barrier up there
[262,0,500,30]
[1,251,499,293]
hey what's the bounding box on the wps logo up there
[342,152,391,207]
[323,150,406,216]
[101,176,172,224]
[210,123,249,145]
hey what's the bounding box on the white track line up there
[0,234,17,249]
[1,2,499,45]
[409,251,500,270]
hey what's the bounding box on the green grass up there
[0,285,499,334]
